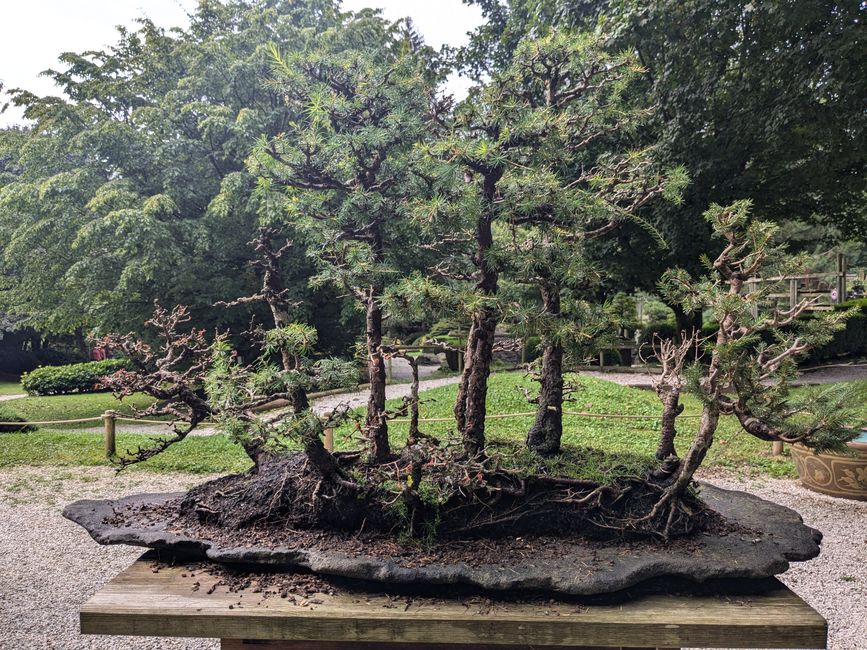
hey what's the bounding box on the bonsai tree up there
[644,200,858,536]
[414,31,685,457]
[250,25,435,463]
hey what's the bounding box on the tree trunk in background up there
[365,296,390,463]
[527,283,564,455]
[672,304,703,341]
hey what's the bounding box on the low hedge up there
[805,299,867,364]
[639,298,867,365]
[21,359,131,396]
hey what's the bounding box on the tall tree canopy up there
[0,0,351,349]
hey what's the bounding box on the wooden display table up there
[80,553,826,649]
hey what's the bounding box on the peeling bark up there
[527,283,565,455]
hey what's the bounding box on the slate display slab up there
[64,483,822,596]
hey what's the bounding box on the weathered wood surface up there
[80,554,826,649]
[220,642,678,650]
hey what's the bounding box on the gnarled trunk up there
[655,388,683,460]
[365,296,390,463]
[456,306,498,457]
[455,173,500,457]
[527,283,564,455]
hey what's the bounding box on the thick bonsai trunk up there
[455,307,498,457]
[527,284,564,455]
[655,388,683,460]
[365,296,390,463]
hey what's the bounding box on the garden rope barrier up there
[0,410,702,427]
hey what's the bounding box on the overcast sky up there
[0,0,484,127]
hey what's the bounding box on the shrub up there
[638,321,678,350]
[21,359,131,396]
[0,404,36,433]
[804,299,867,364]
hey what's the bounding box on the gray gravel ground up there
[0,467,219,650]
[1,465,864,649]
[695,471,867,650]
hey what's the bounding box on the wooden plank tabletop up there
[80,553,826,649]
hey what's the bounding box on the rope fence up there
[0,405,711,459]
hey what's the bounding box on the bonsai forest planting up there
[63,25,859,596]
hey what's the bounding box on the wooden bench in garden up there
[80,553,827,650]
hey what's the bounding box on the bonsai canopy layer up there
[64,483,821,597]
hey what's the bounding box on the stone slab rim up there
[63,482,822,597]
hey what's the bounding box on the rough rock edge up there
[62,483,822,596]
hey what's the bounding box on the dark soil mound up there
[175,451,702,542]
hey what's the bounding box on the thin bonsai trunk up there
[657,278,739,504]
[527,284,564,455]
[455,173,500,457]
[405,354,421,444]
[664,402,719,495]
[365,295,390,463]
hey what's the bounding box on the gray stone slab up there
[63,483,821,596]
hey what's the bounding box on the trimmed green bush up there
[805,299,867,364]
[21,359,131,396]
[0,404,36,433]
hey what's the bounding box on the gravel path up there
[311,373,463,414]
[1,465,864,649]
[0,393,25,402]
[580,363,867,389]
[0,466,219,649]
[695,471,867,650]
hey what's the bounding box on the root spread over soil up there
[103,451,731,570]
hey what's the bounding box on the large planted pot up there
[791,431,867,501]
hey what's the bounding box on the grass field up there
[2,391,157,427]
[0,429,251,474]
[1,372,863,477]
[0,380,23,396]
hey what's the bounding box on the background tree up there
[0,1,351,352]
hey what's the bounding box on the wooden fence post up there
[103,410,117,458]
[323,410,334,453]
[772,440,783,457]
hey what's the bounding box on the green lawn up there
[3,391,158,428]
[1,372,863,478]
[0,430,251,474]
[331,372,867,479]
[0,380,24,396]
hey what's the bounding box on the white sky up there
[0,0,483,127]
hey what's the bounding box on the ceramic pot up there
[791,432,867,501]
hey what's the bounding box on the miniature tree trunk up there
[365,295,391,463]
[527,284,564,455]
[455,189,499,457]
[655,390,683,460]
